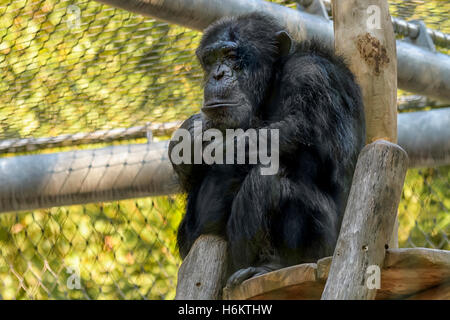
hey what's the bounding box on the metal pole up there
[398,108,450,168]
[0,141,179,213]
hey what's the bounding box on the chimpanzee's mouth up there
[202,101,239,111]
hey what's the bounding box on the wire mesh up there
[0,0,448,299]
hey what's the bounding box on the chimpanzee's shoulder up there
[283,39,351,76]
[292,39,348,67]
[280,38,357,87]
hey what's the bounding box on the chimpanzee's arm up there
[264,55,362,159]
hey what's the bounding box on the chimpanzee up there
[168,13,365,287]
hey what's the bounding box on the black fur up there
[169,13,365,285]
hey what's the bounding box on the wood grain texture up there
[223,248,450,300]
[175,235,228,300]
[405,283,450,300]
[223,263,318,300]
[332,0,397,143]
[316,256,333,282]
[332,0,400,252]
[377,248,450,299]
[321,140,408,300]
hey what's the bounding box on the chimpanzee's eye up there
[222,48,238,61]
[227,51,238,60]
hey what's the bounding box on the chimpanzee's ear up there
[275,30,293,57]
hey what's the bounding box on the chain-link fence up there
[0,0,448,299]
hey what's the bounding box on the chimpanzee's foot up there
[226,265,278,288]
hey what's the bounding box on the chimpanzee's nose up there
[213,68,225,81]
[213,64,231,81]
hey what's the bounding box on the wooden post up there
[175,235,228,300]
[321,141,408,299]
[322,1,407,299]
[340,0,401,245]
[331,0,400,248]
[332,0,397,143]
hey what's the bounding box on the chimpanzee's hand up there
[168,113,209,190]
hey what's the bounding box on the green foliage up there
[0,196,184,299]
[0,0,203,139]
[399,166,449,250]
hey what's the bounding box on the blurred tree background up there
[0,0,448,299]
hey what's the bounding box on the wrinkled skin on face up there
[196,16,293,130]
[198,36,249,127]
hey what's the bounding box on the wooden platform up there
[223,248,450,300]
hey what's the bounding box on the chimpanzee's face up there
[196,28,253,129]
[196,18,293,130]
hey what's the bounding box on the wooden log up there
[332,0,400,257]
[224,248,450,300]
[384,247,450,269]
[389,218,399,249]
[378,248,450,299]
[175,235,228,300]
[332,0,397,143]
[321,140,408,300]
[405,283,450,300]
[223,263,319,300]
[316,256,332,282]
